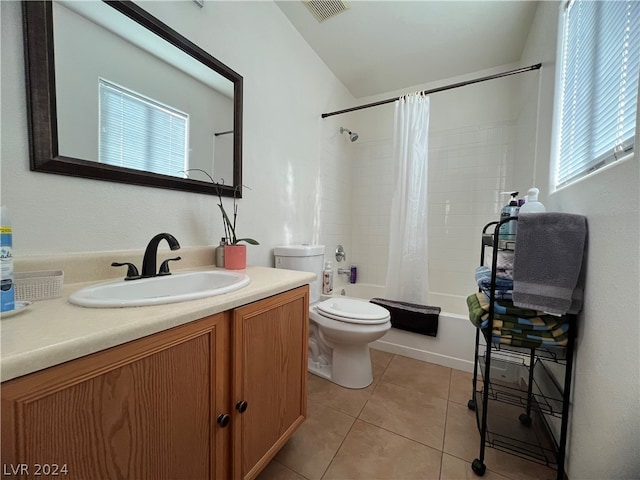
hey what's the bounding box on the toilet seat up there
[316,298,390,325]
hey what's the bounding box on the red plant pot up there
[224,244,246,270]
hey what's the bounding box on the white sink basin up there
[69,270,251,308]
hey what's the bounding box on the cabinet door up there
[232,286,309,480]
[1,313,231,480]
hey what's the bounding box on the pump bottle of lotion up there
[498,192,519,241]
[1,206,15,313]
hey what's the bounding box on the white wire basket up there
[14,270,64,302]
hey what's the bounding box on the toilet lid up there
[316,298,390,325]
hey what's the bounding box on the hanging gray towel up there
[512,212,587,315]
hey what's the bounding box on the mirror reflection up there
[23,0,243,196]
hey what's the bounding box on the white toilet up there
[274,245,391,389]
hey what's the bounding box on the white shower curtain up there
[385,94,430,304]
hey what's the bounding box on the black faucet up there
[112,233,181,280]
[141,233,181,278]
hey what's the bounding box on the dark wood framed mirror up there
[22,0,243,197]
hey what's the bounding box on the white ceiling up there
[275,1,539,98]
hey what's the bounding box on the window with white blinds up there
[99,79,189,176]
[554,0,639,188]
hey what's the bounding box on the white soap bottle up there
[519,188,546,214]
[322,261,333,295]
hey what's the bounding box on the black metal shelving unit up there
[468,219,576,480]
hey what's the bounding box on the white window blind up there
[99,79,188,176]
[555,0,639,188]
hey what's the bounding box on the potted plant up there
[219,188,259,270]
[184,169,258,270]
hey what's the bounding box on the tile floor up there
[257,349,558,480]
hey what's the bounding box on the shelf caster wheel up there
[471,459,486,476]
[519,413,532,426]
[467,399,476,411]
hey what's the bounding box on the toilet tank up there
[274,245,324,303]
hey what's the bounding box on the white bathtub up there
[331,284,476,372]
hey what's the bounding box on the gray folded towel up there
[512,213,587,315]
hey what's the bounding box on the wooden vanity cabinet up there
[1,311,232,480]
[232,286,309,480]
[1,286,309,480]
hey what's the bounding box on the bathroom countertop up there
[0,266,315,383]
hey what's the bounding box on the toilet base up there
[308,359,332,382]
[308,344,374,389]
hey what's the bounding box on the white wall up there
[516,2,640,478]
[0,0,355,266]
[314,119,353,264]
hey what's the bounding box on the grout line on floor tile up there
[355,416,445,457]
[318,416,360,480]
[447,368,454,400]
[308,397,358,420]
[271,459,313,480]
[354,375,388,418]
[438,389,453,480]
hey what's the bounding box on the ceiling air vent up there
[303,0,350,23]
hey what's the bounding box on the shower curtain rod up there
[321,63,542,118]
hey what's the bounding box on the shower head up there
[340,127,359,142]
